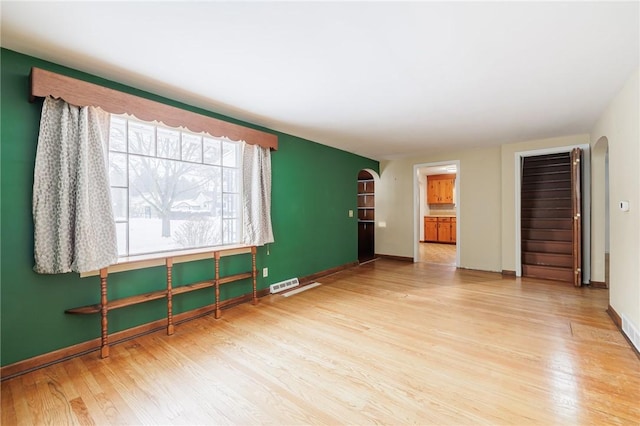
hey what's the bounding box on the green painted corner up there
[0,48,379,366]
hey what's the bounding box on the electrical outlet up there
[348,210,354,217]
[262,267,268,278]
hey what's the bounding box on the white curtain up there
[241,142,274,246]
[33,97,118,273]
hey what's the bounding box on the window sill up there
[80,244,254,278]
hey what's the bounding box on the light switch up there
[348,210,354,217]
[619,201,630,212]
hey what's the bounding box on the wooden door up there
[571,148,582,287]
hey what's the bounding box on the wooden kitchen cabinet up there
[427,174,455,204]
[424,216,456,244]
[440,179,454,203]
[427,180,440,204]
[424,217,438,241]
[451,217,457,243]
[437,217,451,242]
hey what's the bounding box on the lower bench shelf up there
[65,246,257,358]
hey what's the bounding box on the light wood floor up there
[2,260,639,425]
[419,242,457,265]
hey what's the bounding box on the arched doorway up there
[592,137,610,287]
[357,169,377,263]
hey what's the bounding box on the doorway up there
[413,161,460,266]
[514,145,591,284]
[520,149,582,285]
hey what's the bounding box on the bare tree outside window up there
[108,115,241,256]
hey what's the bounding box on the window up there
[109,115,242,257]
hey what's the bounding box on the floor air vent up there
[622,314,640,352]
[270,278,299,294]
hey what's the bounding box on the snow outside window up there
[108,115,242,256]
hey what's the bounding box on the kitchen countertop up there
[425,215,457,218]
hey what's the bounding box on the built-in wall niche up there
[357,170,375,221]
[357,170,375,262]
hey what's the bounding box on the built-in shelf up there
[357,171,376,262]
[65,246,257,359]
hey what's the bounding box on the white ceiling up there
[2,2,638,160]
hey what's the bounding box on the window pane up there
[182,133,202,163]
[203,137,221,165]
[109,117,127,152]
[111,187,128,221]
[109,152,127,187]
[210,217,223,246]
[222,141,238,167]
[223,219,240,244]
[223,193,239,218]
[129,214,180,255]
[109,115,242,256]
[174,217,221,249]
[128,156,161,198]
[157,128,180,160]
[223,168,239,193]
[115,222,127,256]
[209,190,223,218]
[129,121,155,156]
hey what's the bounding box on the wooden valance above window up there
[29,67,278,150]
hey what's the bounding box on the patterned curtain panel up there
[241,142,274,246]
[33,97,118,273]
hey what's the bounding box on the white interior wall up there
[591,68,640,337]
[378,148,501,271]
[591,137,608,283]
[605,149,610,253]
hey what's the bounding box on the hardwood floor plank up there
[82,357,145,424]
[68,397,95,426]
[7,378,33,426]
[60,359,113,425]
[1,379,18,425]
[2,259,639,424]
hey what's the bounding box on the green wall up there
[0,48,379,366]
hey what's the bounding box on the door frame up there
[413,160,460,265]
[514,144,591,282]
